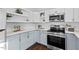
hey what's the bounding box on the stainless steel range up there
[47,25,65,50]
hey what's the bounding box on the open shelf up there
[6,20,28,23]
[7,12,28,17]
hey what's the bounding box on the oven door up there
[47,35,65,49]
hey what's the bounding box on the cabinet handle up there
[27,35,29,38]
[19,35,21,42]
[27,33,29,38]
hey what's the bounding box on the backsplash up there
[65,22,79,32]
[36,22,65,30]
[7,23,36,33]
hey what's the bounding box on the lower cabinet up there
[7,30,47,50]
[34,31,40,43]
[28,32,36,47]
[7,34,20,50]
[20,32,29,50]
[66,33,77,50]
[39,30,47,46]
[76,37,79,50]
[20,32,36,50]
[7,31,36,50]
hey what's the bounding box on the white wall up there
[65,22,79,32]
[7,16,36,33]
[35,22,65,30]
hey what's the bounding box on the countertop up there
[66,31,79,38]
[7,29,49,37]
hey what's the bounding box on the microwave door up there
[49,15,60,22]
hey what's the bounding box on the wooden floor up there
[27,43,49,50]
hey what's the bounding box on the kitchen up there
[0,8,79,50]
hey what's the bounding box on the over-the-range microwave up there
[49,14,64,22]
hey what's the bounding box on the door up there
[28,31,36,46]
[0,9,6,29]
[65,8,74,22]
[20,32,28,50]
[7,34,20,50]
[55,8,65,14]
[74,8,79,22]
[34,31,40,43]
[40,30,47,46]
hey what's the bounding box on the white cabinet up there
[0,9,6,29]
[20,32,28,50]
[74,8,79,22]
[39,30,47,46]
[65,8,74,22]
[55,8,65,14]
[66,33,77,50]
[28,32,36,46]
[7,34,20,50]
[34,31,40,43]
[76,38,79,50]
[35,30,47,46]
[20,32,36,50]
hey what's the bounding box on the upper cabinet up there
[65,8,79,22]
[7,34,20,50]
[5,8,79,23]
[0,9,6,29]
[55,8,65,14]
[6,8,34,23]
[65,8,74,22]
[74,8,79,22]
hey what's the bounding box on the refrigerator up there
[0,8,6,50]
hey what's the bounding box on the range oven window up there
[47,35,65,50]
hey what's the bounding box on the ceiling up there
[22,8,54,12]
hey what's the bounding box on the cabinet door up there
[7,34,20,50]
[74,8,79,22]
[65,8,74,22]
[20,32,28,50]
[66,33,77,50]
[28,32,36,46]
[20,32,36,50]
[55,8,65,14]
[0,9,6,29]
[34,31,40,43]
[39,31,47,46]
